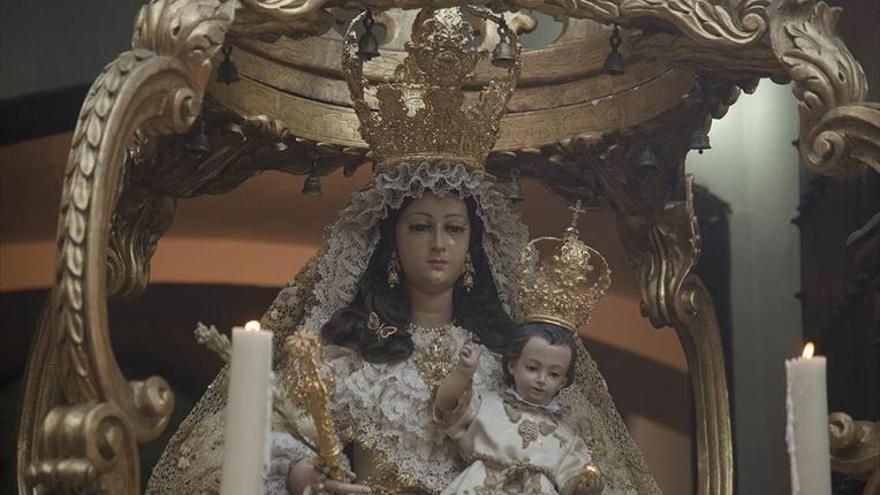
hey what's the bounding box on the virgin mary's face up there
[395,192,471,295]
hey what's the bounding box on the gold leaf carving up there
[771,0,879,177]
[241,0,330,19]
[829,413,880,495]
[20,1,236,493]
[617,0,770,47]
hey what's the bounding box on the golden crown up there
[516,203,612,333]
[342,8,522,173]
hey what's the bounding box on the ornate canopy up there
[17,0,878,494]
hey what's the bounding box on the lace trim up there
[468,453,555,481]
[503,387,565,416]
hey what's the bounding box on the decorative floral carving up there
[771,0,879,177]
[19,1,235,493]
[133,0,234,92]
[107,169,176,300]
[230,4,334,42]
[587,144,732,494]
[305,0,771,52]
[240,0,330,19]
[618,0,769,46]
[829,412,880,495]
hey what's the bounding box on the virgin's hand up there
[288,458,372,495]
[305,479,373,494]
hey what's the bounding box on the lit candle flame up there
[801,342,815,359]
[244,320,261,332]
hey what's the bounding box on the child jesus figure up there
[434,323,604,495]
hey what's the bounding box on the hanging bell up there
[638,144,660,172]
[603,24,625,76]
[491,22,515,69]
[689,127,712,154]
[357,11,381,61]
[492,38,515,68]
[302,174,322,196]
[508,168,525,203]
[185,118,211,156]
[216,46,240,85]
[302,149,322,196]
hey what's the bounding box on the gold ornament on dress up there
[516,201,611,333]
[342,7,522,173]
[412,328,456,390]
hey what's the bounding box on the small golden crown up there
[516,202,612,333]
[342,8,522,173]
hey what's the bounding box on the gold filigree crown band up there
[342,8,522,174]
[516,203,612,333]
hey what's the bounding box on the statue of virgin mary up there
[147,8,660,495]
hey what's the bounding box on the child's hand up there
[574,464,604,495]
[457,341,483,375]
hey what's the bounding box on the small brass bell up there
[357,11,380,61]
[603,24,625,76]
[302,174,322,196]
[492,25,515,69]
[302,149,322,196]
[492,40,515,68]
[185,118,211,156]
[638,144,660,171]
[216,46,240,85]
[689,128,711,154]
[508,168,525,202]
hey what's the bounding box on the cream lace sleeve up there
[434,386,479,435]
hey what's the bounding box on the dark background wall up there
[0,1,143,99]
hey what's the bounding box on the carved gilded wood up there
[17,0,879,494]
[770,0,880,178]
[18,1,236,492]
[829,413,880,495]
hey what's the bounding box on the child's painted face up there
[508,336,572,405]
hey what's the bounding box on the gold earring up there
[387,251,401,289]
[463,252,475,292]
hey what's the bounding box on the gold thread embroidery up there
[412,327,456,390]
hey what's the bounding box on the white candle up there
[785,342,832,495]
[220,320,273,495]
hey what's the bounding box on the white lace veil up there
[300,160,526,330]
[147,161,660,494]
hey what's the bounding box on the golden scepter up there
[193,323,318,454]
[285,329,347,483]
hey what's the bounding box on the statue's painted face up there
[508,336,572,405]
[395,192,471,295]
